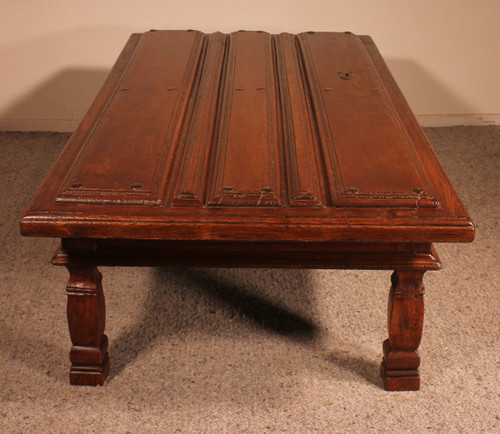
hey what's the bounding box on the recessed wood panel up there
[298,32,438,208]
[275,33,323,207]
[55,30,440,210]
[171,32,227,206]
[57,30,205,206]
[205,31,282,206]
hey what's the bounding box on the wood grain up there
[20,30,473,243]
[19,30,475,390]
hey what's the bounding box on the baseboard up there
[416,114,499,127]
[0,119,79,132]
[1,114,498,132]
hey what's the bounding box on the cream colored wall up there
[1,0,499,131]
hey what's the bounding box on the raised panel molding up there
[275,33,323,207]
[204,31,282,207]
[57,31,206,206]
[297,32,439,208]
[171,32,227,207]
[55,31,440,209]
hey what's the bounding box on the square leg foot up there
[381,361,420,391]
[69,354,110,386]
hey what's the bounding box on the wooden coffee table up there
[20,30,474,390]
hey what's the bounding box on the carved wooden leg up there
[381,270,425,391]
[65,264,110,385]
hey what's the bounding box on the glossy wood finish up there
[20,30,474,390]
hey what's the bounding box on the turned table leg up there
[65,264,110,385]
[381,270,425,391]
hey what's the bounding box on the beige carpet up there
[1,127,499,432]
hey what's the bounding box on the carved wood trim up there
[171,32,227,206]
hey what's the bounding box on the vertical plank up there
[57,30,205,206]
[298,32,437,207]
[275,33,323,207]
[206,31,282,207]
[171,32,227,206]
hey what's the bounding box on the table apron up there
[51,239,441,271]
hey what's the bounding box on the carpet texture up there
[0,127,498,432]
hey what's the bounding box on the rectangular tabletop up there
[21,30,474,243]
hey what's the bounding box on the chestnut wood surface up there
[20,30,474,390]
[20,30,473,242]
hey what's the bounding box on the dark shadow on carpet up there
[109,267,319,380]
